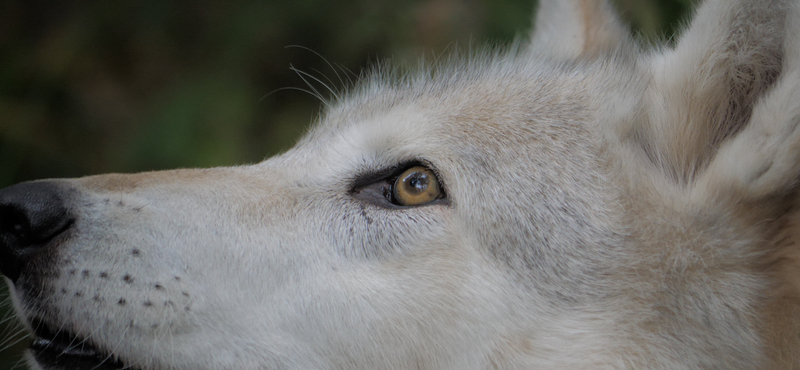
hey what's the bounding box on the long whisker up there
[290,64,339,102]
[260,86,327,104]
[0,326,28,352]
[285,45,346,88]
[310,67,341,98]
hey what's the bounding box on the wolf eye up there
[392,166,441,206]
[351,163,446,208]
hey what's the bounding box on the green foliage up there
[0,0,692,366]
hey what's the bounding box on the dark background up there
[0,0,693,367]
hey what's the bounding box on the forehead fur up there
[307,46,642,139]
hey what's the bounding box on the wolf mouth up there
[28,318,129,370]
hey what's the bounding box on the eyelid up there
[350,158,447,199]
[350,161,420,190]
[349,160,448,208]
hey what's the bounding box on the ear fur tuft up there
[528,0,631,59]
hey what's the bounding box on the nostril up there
[0,181,74,282]
[0,200,68,245]
[0,204,34,244]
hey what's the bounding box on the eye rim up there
[350,161,448,209]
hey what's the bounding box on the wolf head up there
[1,0,799,369]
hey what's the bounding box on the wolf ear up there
[528,0,630,59]
[693,0,800,203]
[641,0,791,186]
[630,0,800,205]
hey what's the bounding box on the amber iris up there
[392,166,441,206]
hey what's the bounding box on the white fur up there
[5,0,800,369]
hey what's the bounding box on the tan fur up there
[530,0,630,58]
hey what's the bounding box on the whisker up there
[292,67,341,101]
[259,86,327,103]
[0,326,29,352]
[310,67,341,97]
[289,64,329,107]
[10,354,29,370]
[92,323,129,370]
[285,45,346,88]
[335,62,359,82]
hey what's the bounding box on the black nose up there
[0,181,73,283]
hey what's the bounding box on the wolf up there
[1,0,800,368]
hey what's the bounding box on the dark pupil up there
[406,172,428,194]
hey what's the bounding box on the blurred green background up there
[0,0,693,367]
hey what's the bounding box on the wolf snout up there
[0,181,73,282]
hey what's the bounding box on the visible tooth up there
[31,336,101,357]
[30,337,54,350]
[61,343,100,357]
